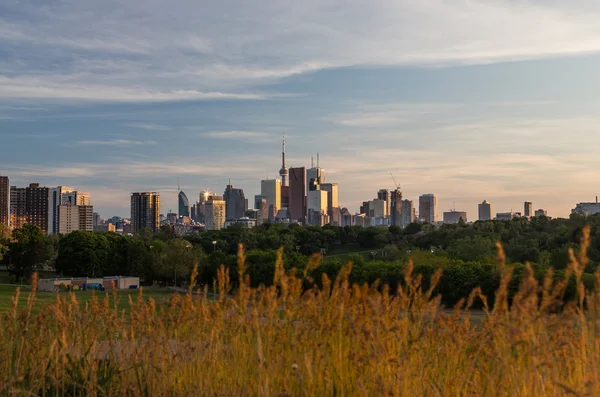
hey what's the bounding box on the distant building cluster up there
[9,142,600,237]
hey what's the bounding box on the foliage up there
[6,224,52,281]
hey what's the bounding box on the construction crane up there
[390,173,401,190]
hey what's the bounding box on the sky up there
[2,0,600,219]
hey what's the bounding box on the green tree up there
[0,223,10,263]
[55,232,109,277]
[7,224,52,281]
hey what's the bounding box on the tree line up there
[1,213,599,307]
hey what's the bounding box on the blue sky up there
[2,0,600,219]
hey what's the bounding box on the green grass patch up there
[0,284,177,315]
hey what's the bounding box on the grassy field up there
[0,284,177,315]
[1,233,600,396]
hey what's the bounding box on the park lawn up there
[0,285,178,315]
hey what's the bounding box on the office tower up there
[261,179,281,214]
[25,183,50,233]
[418,194,438,224]
[443,210,468,224]
[223,182,247,220]
[49,186,74,234]
[359,201,370,215]
[341,208,353,226]
[93,212,101,231]
[289,167,306,223]
[205,195,226,230]
[321,183,339,221]
[390,189,403,226]
[254,196,267,225]
[478,200,493,221]
[307,189,328,226]
[401,200,415,227]
[306,154,325,195]
[0,176,8,226]
[524,201,533,218]
[130,192,160,233]
[58,204,79,234]
[377,189,391,218]
[10,186,26,231]
[178,190,190,218]
[369,199,386,219]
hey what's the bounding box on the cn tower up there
[279,134,288,186]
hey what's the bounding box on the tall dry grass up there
[1,227,600,396]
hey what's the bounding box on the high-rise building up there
[289,167,306,223]
[401,200,415,227]
[390,189,403,226]
[178,190,190,218]
[377,189,391,218]
[306,155,325,195]
[261,179,281,214]
[57,204,94,234]
[130,192,160,233]
[478,200,493,221]
[49,186,74,234]
[9,186,26,231]
[443,210,468,224]
[307,189,329,226]
[321,183,339,220]
[61,190,90,206]
[418,194,438,224]
[535,209,548,217]
[0,176,8,227]
[524,201,533,218]
[223,182,247,220]
[25,183,49,233]
[341,208,353,227]
[254,195,267,225]
[205,195,226,230]
[93,212,101,231]
[78,205,94,232]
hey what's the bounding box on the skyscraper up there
[261,179,281,214]
[178,190,190,218]
[0,176,8,227]
[377,189,391,218]
[49,186,74,234]
[321,183,339,221]
[306,154,325,195]
[289,167,306,223]
[223,182,247,220]
[478,200,493,221]
[205,195,226,230]
[254,195,267,225]
[307,190,328,226]
[524,201,533,218]
[26,183,49,233]
[418,194,438,224]
[130,192,160,233]
[390,189,403,226]
[62,191,90,206]
[401,200,415,227]
[9,186,26,231]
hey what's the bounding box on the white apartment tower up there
[478,200,493,221]
[205,196,226,231]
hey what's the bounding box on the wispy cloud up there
[122,123,173,131]
[3,0,600,101]
[75,139,157,146]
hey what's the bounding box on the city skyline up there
[3,1,600,218]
